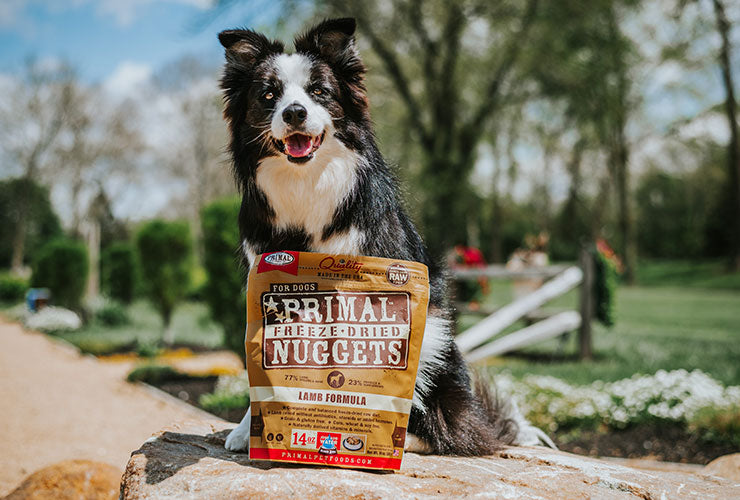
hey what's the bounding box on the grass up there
[636,259,740,290]
[460,272,740,387]
[51,300,224,355]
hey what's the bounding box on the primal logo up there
[257,251,300,275]
[264,252,295,266]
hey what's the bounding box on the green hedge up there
[126,363,185,384]
[136,220,191,332]
[201,198,246,360]
[31,238,88,310]
[101,242,137,304]
[0,273,28,303]
[0,177,62,267]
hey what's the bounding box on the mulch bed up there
[152,376,245,423]
[150,376,737,465]
[556,423,739,465]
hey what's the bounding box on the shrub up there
[201,198,246,360]
[593,240,620,327]
[185,265,208,301]
[74,338,136,356]
[0,273,28,303]
[199,372,250,412]
[93,299,130,326]
[199,391,249,414]
[690,405,740,448]
[135,220,191,343]
[135,341,161,358]
[101,242,137,304]
[126,363,184,384]
[31,238,88,310]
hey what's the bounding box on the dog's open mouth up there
[274,132,325,164]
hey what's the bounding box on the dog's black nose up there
[282,103,307,127]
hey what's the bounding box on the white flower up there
[214,371,250,397]
[25,306,82,332]
[495,369,740,428]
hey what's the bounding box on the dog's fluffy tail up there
[473,375,558,450]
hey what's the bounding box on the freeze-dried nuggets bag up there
[245,251,430,470]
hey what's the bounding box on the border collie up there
[219,18,545,455]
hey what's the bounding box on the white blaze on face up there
[271,53,332,139]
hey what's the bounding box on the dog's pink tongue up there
[284,134,313,157]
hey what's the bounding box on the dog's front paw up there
[225,426,250,452]
[404,433,432,454]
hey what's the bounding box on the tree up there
[101,242,137,304]
[667,0,740,269]
[136,220,192,345]
[710,0,740,270]
[313,0,541,256]
[525,0,640,280]
[0,60,75,272]
[635,169,710,258]
[201,198,246,361]
[52,87,142,239]
[0,178,62,269]
[32,238,88,310]
[154,56,234,263]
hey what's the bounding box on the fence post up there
[578,245,594,360]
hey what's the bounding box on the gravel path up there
[0,319,225,496]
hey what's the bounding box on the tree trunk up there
[10,208,28,273]
[607,9,636,284]
[614,133,636,284]
[712,0,740,271]
[11,164,38,273]
[489,147,505,263]
[162,308,175,346]
[489,193,504,263]
[84,219,101,301]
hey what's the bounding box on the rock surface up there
[121,420,740,499]
[4,460,120,500]
[704,453,740,481]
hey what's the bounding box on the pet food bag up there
[245,251,430,470]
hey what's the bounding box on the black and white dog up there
[219,18,545,455]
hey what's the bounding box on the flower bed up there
[496,369,740,448]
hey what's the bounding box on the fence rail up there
[453,247,595,361]
[451,264,569,280]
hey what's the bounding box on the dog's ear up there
[295,18,363,74]
[219,29,283,67]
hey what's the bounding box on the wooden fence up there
[453,247,595,362]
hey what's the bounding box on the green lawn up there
[636,259,740,290]
[460,276,740,387]
[52,300,224,355]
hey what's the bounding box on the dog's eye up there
[263,91,274,100]
[312,87,323,96]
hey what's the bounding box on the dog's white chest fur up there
[254,134,363,256]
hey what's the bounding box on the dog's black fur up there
[219,18,517,455]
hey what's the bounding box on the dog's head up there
[219,18,368,167]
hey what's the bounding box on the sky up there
[0,0,295,222]
[0,0,285,86]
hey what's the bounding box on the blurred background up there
[1,0,739,472]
